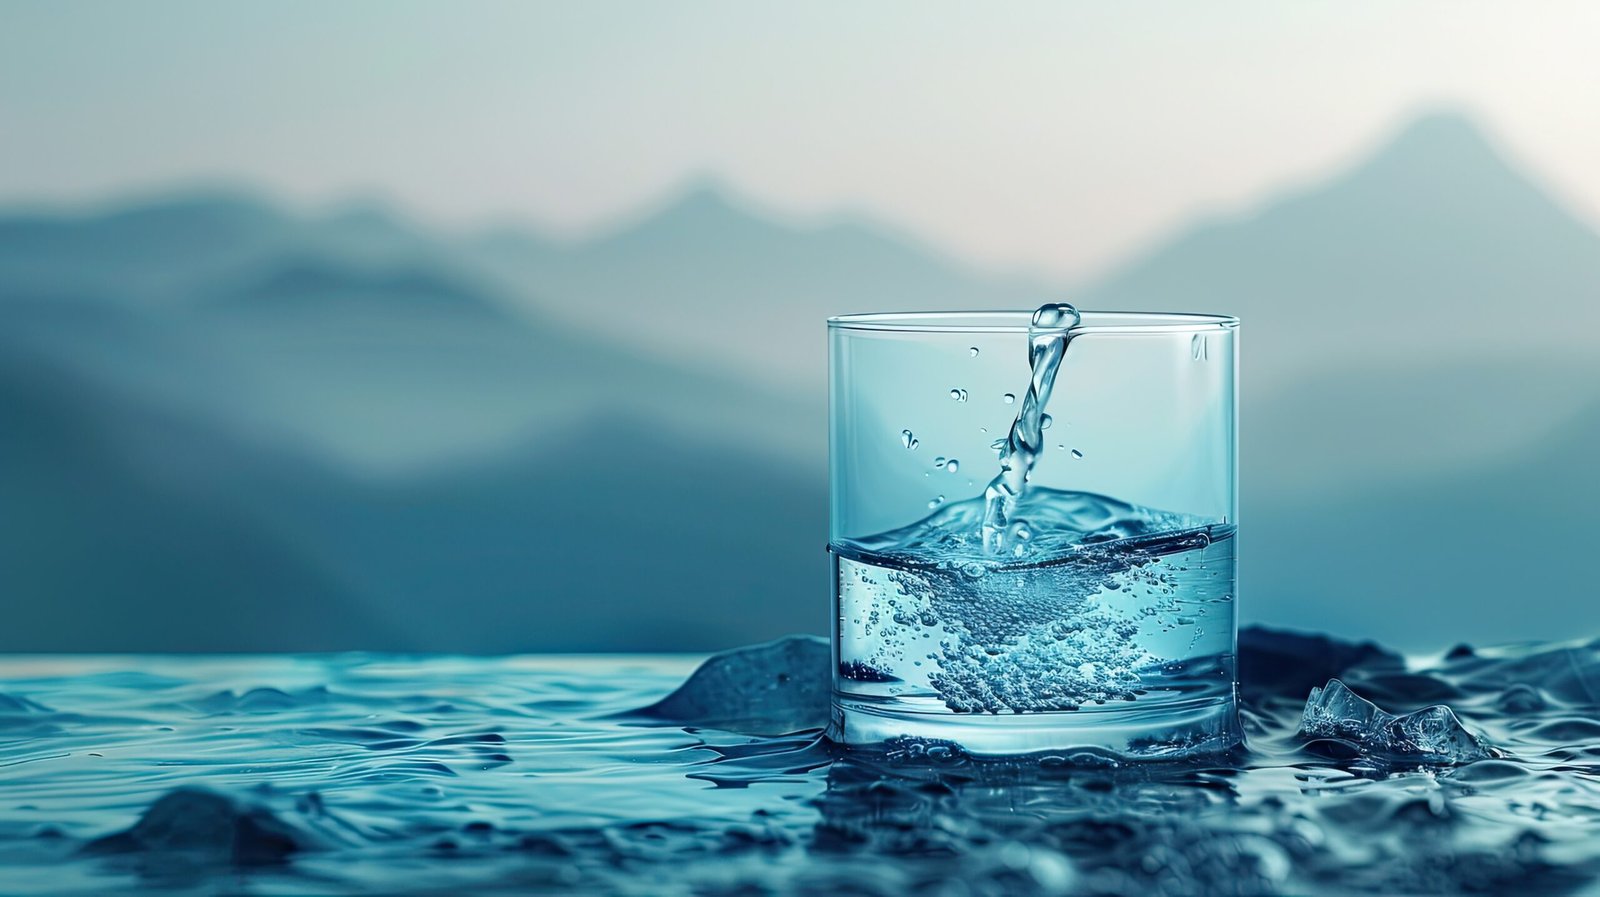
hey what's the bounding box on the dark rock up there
[1238,626,1403,703]
[85,787,315,865]
[632,635,830,734]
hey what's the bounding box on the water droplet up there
[1002,393,1015,405]
[933,456,946,467]
[949,388,968,402]
[969,346,980,357]
[945,459,959,473]
[1070,448,1084,459]
[978,426,988,434]
[1041,414,1053,429]
[1031,302,1081,330]
[900,429,918,450]
[928,495,945,509]
[990,438,1006,454]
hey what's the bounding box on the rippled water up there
[2,629,1600,895]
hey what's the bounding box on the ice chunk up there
[1300,679,1496,765]
[632,635,829,734]
[85,787,317,865]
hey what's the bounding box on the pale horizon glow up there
[1,1,1597,279]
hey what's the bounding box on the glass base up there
[829,693,1241,760]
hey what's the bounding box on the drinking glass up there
[828,310,1239,757]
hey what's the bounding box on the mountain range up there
[1,108,1595,652]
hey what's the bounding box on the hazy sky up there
[3,1,1597,277]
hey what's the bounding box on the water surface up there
[2,632,1599,895]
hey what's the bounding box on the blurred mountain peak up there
[1348,107,1519,185]
[1384,106,1493,148]
[205,254,510,319]
[1081,103,1600,369]
[89,186,284,225]
[319,195,410,229]
[630,174,789,234]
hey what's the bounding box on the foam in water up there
[835,489,1235,717]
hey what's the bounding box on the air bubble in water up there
[1071,448,1084,459]
[969,347,980,357]
[945,459,959,473]
[900,429,919,450]
[1003,393,1015,405]
[950,388,968,402]
[1041,413,1053,429]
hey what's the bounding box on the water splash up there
[980,303,1080,554]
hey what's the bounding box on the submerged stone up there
[84,788,315,865]
[1300,679,1496,765]
[633,635,830,734]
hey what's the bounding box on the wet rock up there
[1300,679,1496,765]
[633,635,830,734]
[85,787,316,865]
[1238,627,1402,704]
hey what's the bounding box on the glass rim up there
[827,310,1239,334]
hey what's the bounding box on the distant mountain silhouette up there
[2,109,1598,651]
[1250,399,1600,651]
[203,256,513,319]
[1247,355,1598,500]
[0,349,401,652]
[465,178,1059,389]
[0,191,451,307]
[0,193,291,303]
[262,416,825,652]
[3,246,821,472]
[1080,111,1600,375]
[0,347,822,653]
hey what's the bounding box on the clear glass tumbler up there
[828,310,1239,758]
